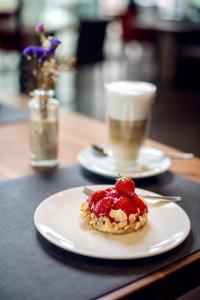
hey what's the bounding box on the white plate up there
[34,185,190,260]
[77,146,171,179]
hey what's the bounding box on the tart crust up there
[80,201,147,234]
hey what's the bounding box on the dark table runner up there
[0,165,200,300]
[0,104,28,124]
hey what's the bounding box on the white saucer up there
[77,146,171,179]
[34,185,190,260]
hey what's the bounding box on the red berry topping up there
[93,196,114,218]
[115,176,135,198]
[133,193,148,214]
[113,195,138,217]
[88,190,107,208]
[105,187,120,199]
[105,187,113,193]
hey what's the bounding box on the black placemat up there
[0,104,28,124]
[0,165,200,300]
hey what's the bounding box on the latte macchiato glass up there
[104,81,156,170]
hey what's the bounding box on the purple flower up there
[35,23,45,32]
[40,52,49,62]
[49,38,62,49]
[23,46,47,60]
[42,38,62,57]
[23,46,34,57]
[23,36,61,63]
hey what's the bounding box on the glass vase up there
[29,89,59,167]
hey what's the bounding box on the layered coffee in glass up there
[105,81,156,170]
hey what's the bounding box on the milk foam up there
[105,81,156,121]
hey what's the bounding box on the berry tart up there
[80,177,148,234]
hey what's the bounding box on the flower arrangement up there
[23,23,62,90]
[23,24,76,167]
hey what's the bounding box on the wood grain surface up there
[0,109,200,183]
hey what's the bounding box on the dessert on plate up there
[80,176,148,234]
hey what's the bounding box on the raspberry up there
[105,187,113,193]
[132,193,148,214]
[113,195,138,217]
[105,187,120,199]
[88,190,107,208]
[93,196,114,218]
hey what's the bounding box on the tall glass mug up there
[104,81,156,170]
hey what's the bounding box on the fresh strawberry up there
[93,196,114,218]
[105,187,120,199]
[88,190,107,208]
[133,193,148,214]
[113,195,138,217]
[115,176,135,198]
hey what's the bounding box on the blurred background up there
[0,0,200,156]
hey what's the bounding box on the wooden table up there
[0,107,200,299]
[1,109,200,183]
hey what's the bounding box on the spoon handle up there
[91,144,111,156]
[91,144,194,159]
[168,153,194,159]
[83,187,181,202]
[140,195,181,202]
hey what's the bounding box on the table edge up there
[98,250,200,299]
